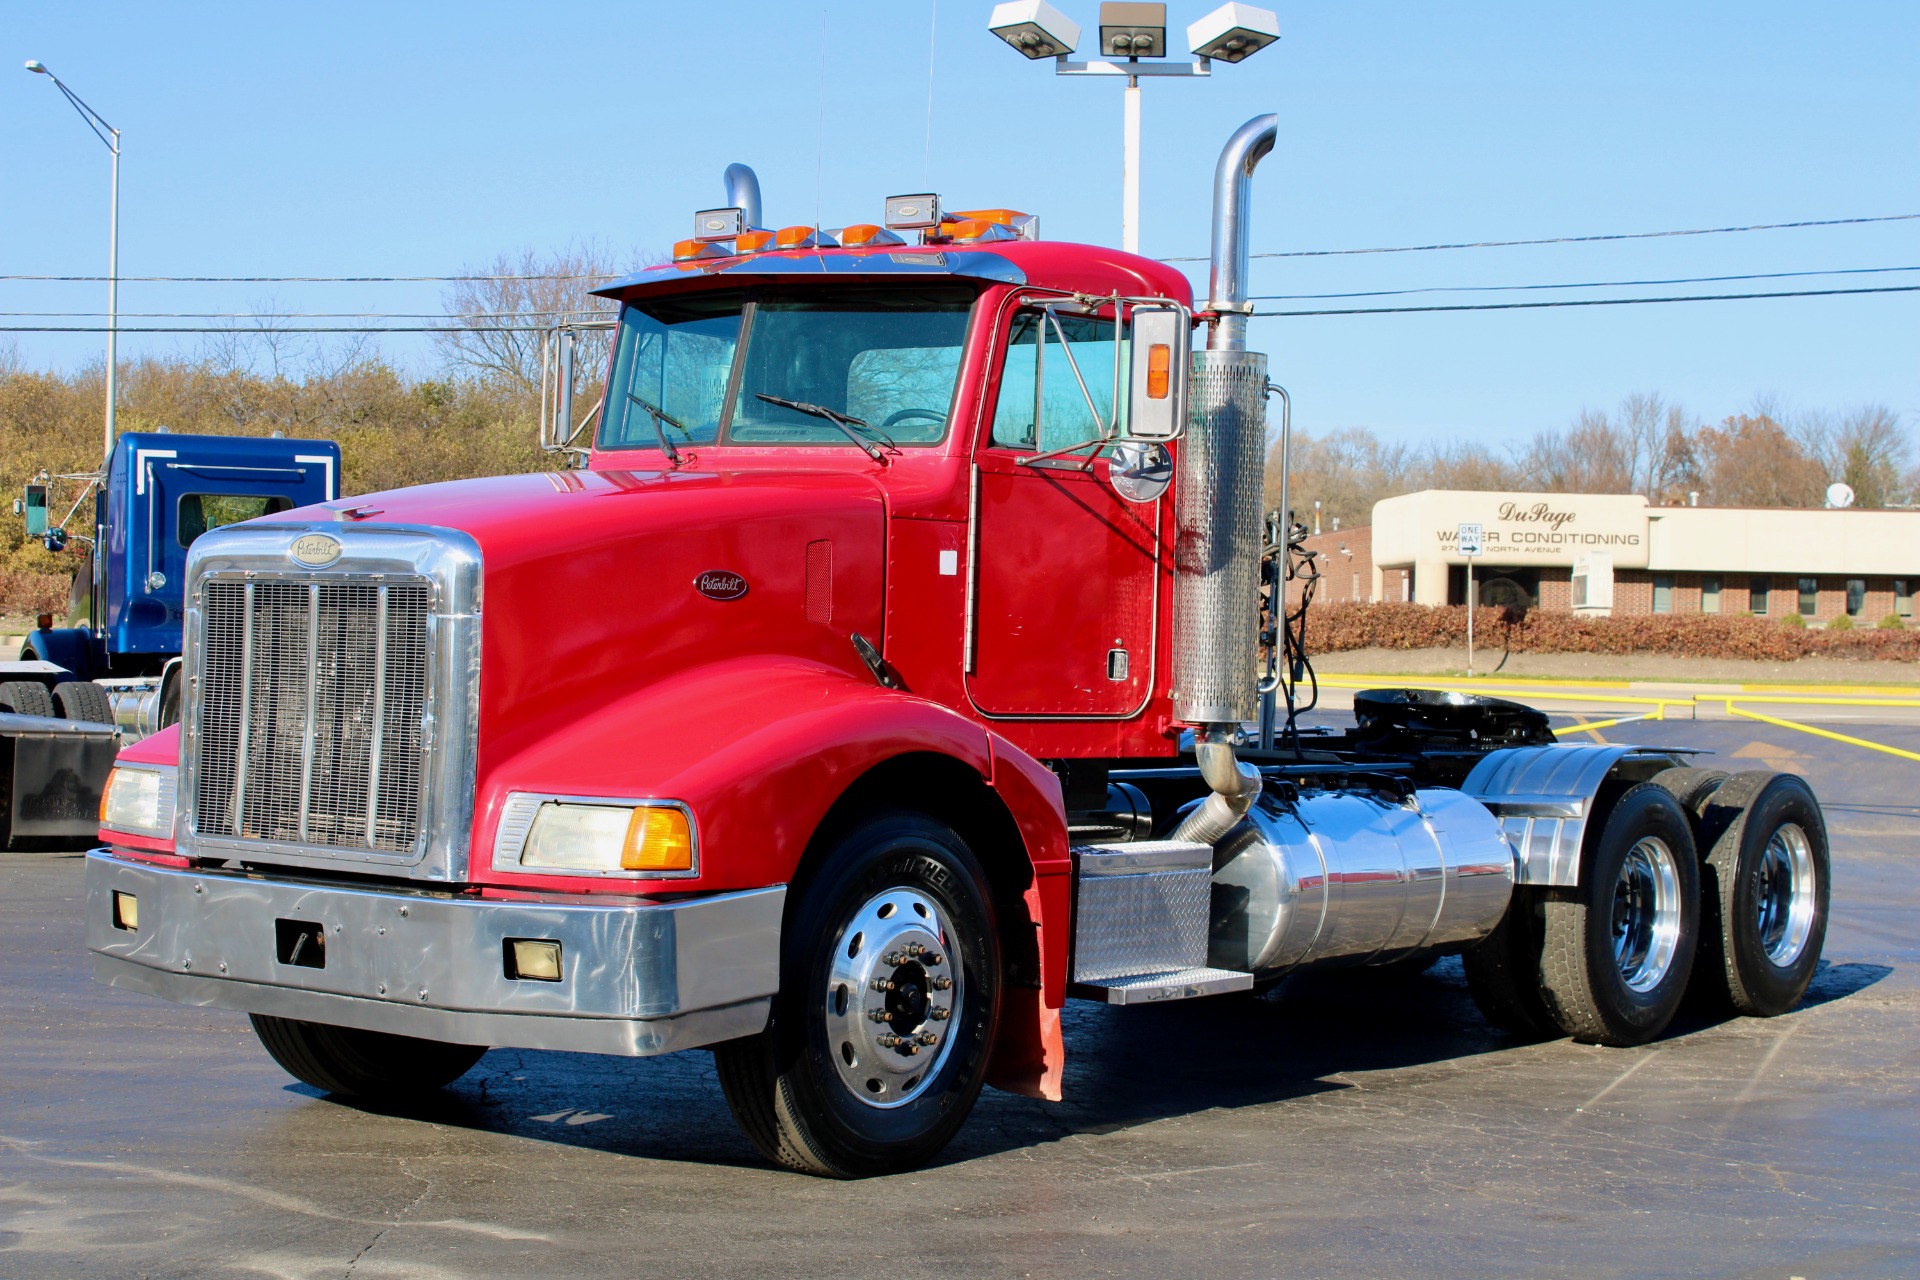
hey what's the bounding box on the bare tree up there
[1793,403,1912,507]
[1694,414,1826,507]
[436,244,636,397]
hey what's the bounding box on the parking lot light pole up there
[26,59,121,464]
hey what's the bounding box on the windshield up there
[598,286,976,451]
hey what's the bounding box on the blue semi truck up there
[1,431,339,847]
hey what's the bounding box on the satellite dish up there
[1826,482,1856,509]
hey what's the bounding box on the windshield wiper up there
[753,393,896,464]
[627,391,690,466]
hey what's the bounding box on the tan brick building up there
[1296,490,1917,624]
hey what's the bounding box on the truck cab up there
[17,430,340,731]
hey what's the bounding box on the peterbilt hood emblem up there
[289,533,344,567]
[695,570,749,601]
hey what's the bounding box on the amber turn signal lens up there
[621,806,694,872]
[735,229,775,252]
[1146,343,1171,399]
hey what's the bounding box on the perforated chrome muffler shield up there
[1172,349,1268,726]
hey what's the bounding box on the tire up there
[53,681,114,725]
[1539,783,1700,1046]
[249,1014,485,1098]
[1691,772,1830,1017]
[0,681,54,718]
[715,809,1001,1178]
[1462,889,1559,1038]
[1649,766,1729,818]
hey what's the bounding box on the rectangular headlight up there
[100,765,176,838]
[516,800,696,875]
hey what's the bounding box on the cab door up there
[965,302,1163,718]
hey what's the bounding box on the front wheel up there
[249,1015,485,1099]
[715,810,1000,1178]
[1538,783,1700,1046]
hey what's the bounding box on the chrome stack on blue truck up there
[1,431,339,848]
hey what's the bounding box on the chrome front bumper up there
[86,850,783,1056]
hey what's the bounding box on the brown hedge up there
[1305,602,1920,663]
[0,571,69,619]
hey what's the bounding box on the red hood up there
[285,465,890,785]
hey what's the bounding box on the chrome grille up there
[194,577,433,853]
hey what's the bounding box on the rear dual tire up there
[1692,772,1830,1017]
[1538,783,1700,1046]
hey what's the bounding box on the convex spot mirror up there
[1108,439,1173,504]
[1125,304,1188,442]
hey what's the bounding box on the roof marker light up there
[838,224,907,248]
[735,229,776,253]
[945,208,1040,240]
[774,225,838,249]
[673,239,735,263]
[943,219,1017,245]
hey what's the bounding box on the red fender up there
[473,655,1073,1099]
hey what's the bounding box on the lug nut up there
[930,1006,950,1021]
[869,978,894,992]
[882,951,905,966]
[924,952,945,966]
[867,1009,891,1022]
[930,976,953,991]
[906,943,925,957]
[877,1034,901,1047]
[917,1032,938,1046]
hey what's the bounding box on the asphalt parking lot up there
[2,715,1915,1279]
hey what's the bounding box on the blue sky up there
[5,1,1916,448]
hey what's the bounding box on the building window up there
[1750,575,1770,616]
[1701,575,1722,615]
[1898,579,1913,619]
[1652,574,1673,614]
[1846,579,1865,617]
[1798,577,1819,616]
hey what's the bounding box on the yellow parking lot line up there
[1723,705,1920,763]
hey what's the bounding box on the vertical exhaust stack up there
[723,163,763,230]
[1171,114,1278,845]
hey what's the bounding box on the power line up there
[8,283,1917,334]
[0,272,616,284]
[1248,263,1920,302]
[1163,212,1920,263]
[0,309,609,319]
[0,324,562,334]
[5,213,1916,283]
[1252,283,1920,318]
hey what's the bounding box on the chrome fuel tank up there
[1207,785,1516,977]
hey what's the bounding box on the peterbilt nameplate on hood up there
[695,570,749,601]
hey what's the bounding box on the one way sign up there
[1457,523,1484,557]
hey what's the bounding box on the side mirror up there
[22,483,48,537]
[1125,305,1189,441]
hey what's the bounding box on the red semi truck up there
[86,117,1830,1177]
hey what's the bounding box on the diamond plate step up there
[1069,966,1253,1005]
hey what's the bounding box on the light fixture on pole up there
[26,59,122,465]
[987,2,1279,254]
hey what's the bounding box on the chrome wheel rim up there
[824,887,962,1110]
[1755,822,1816,967]
[1611,837,1682,993]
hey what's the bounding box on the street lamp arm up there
[29,63,120,152]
